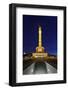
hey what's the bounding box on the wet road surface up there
[23,61,57,75]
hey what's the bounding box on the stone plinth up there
[32,53,48,59]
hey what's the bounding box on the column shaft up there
[38,26,42,47]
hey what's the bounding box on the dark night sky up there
[23,15,57,55]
